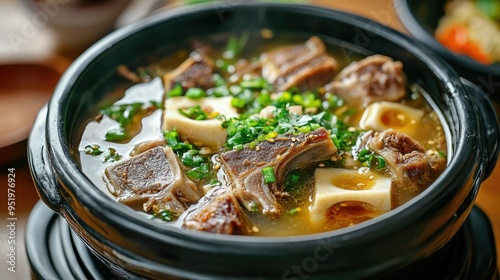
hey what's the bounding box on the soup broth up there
[77,32,447,236]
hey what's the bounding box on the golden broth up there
[76,33,447,236]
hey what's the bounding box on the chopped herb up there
[179,105,210,120]
[181,150,206,167]
[100,102,143,142]
[103,148,121,162]
[222,108,333,150]
[84,144,103,156]
[330,118,363,152]
[437,151,446,158]
[185,88,206,99]
[288,207,302,215]
[357,149,372,162]
[207,85,230,97]
[212,73,227,87]
[105,128,127,142]
[151,209,175,222]
[186,162,210,180]
[373,155,386,169]
[231,97,247,109]
[356,148,386,170]
[249,202,259,213]
[262,166,276,184]
[101,103,142,126]
[284,171,302,193]
[167,83,183,98]
[240,77,269,90]
[149,100,164,109]
[163,129,213,180]
[163,129,193,153]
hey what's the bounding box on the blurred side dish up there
[435,0,500,64]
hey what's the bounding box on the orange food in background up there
[436,24,493,64]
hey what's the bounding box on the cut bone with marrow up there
[163,96,239,148]
[261,36,338,91]
[105,146,202,214]
[366,129,446,206]
[359,101,424,136]
[327,55,406,108]
[163,53,216,91]
[220,127,338,215]
[181,187,253,235]
[310,168,392,223]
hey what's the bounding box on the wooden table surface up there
[0,0,498,279]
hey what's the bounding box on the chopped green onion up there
[212,73,227,87]
[103,148,121,162]
[185,88,206,99]
[358,149,371,162]
[186,163,210,180]
[240,77,268,90]
[167,84,183,97]
[105,128,127,142]
[151,209,175,222]
[101,103,142,126]
[84,144,103,156]
[178,105,208,120]
[231,98,247,109]
[288,207,302,215]
[181,150,206,167]
[149,100,164,109]
[373,155,386,169]
[262,166,276,184]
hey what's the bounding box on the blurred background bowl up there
[395,0,500,98]
[21,0,134,58]
[0,56,69,166]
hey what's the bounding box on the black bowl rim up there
[395,0,500,76]
[44,2,479,248]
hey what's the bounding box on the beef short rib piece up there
[221,127,338,215]
[366,129,446,206]
[182,187,253,235]
[327,55,406,107]
[163,52,216,91]
[105,146,201,214]
[261,36,338,92]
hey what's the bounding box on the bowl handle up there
[28,105,62,213]
[461,78,500,180]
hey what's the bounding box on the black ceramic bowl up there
[28,3,500,279]
[395,0,500,97]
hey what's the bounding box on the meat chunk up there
[261,36,338,91]
[229,59,263,83]
[181,187,253,235]
[129,138,166,157]
[276,55,338,92]
[220,127,338,215]
[365,129,446,205]
[105,146,202,214]
[163,52,216,91]
[327,55,406,107]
